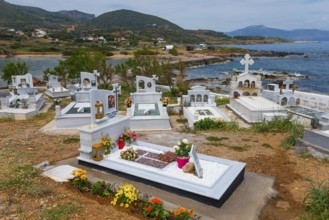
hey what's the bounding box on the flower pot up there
[176,157,190,169]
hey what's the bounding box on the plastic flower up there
[151,198,162,205]
[173,138,192,158]
[146,206,153,212]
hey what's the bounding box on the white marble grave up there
[54,71,102,128]
[182,86,230,128]
[0,73,45,120]
[262,80,297,106]
[227,54,287,123]
[127,75,171,131]
[78,141,245,206]
[45,75,71,98]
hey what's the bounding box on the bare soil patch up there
[0,113,328,219]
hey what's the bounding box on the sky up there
[6,0,329,32]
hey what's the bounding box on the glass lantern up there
[92,143,104,161]
[95,101,104,119]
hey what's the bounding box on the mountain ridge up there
[226,25,329,41]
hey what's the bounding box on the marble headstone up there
[190,145,203,178]
[12,73,34,88]
[136,75,158,92]
[80,70,99,90]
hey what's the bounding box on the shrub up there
[176,118,188,124]
[215,97,230,106]
[251,116,304,149]
[193,118,226,130]
[168,48,178,56]
[111,184,139,208]
[91,181,112,196]
[143,198,169,219]
[304,180,329,219]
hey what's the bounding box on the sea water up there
[0,57,126,88]
[187,41,329,94]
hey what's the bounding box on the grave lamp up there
[95,101,104,119]
[92,143,104,161]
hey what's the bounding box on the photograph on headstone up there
[108,95,115,109]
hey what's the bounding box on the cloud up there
[6,0,329,31]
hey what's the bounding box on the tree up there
[49,51,113,87]
[1,61,29,84]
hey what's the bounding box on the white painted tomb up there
[182,86,230,128]
[78,140,245,206]
[45,75,71,98]
[0,73,45,120]
[78,88,130,160]
[227,54,287,123]
[54,71,104,129]
[127,75,171,131]
[262,80,297,106]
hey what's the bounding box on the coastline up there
[0,53,134,59]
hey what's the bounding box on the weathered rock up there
[182,162,195,174]
[276,200,290,210]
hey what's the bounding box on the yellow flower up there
[125,204,129,208]
[120,203,124,207]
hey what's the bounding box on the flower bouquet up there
[100,134,115,155]
[120,147,138,161]
[173,138,192,168]
[120,128,135,146]
[125,97,132,108]
[161,97,170,107]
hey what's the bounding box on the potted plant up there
[173,139,192,169]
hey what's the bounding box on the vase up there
[125,139,131,147]
[176,157,190,169]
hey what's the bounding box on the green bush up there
[215,97,230,106]
[193,118,226,130]
[304,180,329,219]
[91,181,112,196]
[168,48,178,56]
[251,116,304,149]
[194,118,240,131]
[176,118,188,124]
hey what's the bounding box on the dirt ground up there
[0,111,328,219]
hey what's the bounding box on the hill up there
[0,0,75,29]
[227,25,329,41]
[58,10,95,22]
[88,9,182,31]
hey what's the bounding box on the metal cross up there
[93,70,100,88]
[240,54,254,73]
[112,83,121,112]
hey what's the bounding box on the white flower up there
[182,139,188,144]
[173,145,179,150]
[177,141,181,146]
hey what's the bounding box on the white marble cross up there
[240,54,254,73]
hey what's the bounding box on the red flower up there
[146,206,153,212]
[151,198,162,205]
